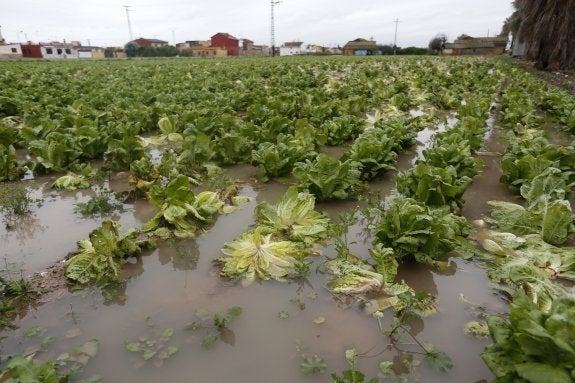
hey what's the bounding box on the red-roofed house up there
[131,38,169,48]
[211,33,239,56]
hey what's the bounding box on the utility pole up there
[123,5,133,41]
[270,0,281,57]
[393,18,400,55]
[171,29,176,46]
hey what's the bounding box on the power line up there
[123,5,133,41]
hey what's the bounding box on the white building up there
[279,41,303,56]
[0,25,22,59]
[40,43,79,59]
[0,44,22,59]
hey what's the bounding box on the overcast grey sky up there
[1,0,514,48]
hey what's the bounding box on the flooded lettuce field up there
[1,57,574,382]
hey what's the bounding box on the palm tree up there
[514,0,575,70]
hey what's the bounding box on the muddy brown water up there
[1,120,519,383]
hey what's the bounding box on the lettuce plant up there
[218,227,308,286]
[142,174,227,239]
[324,254,384,294]
[320,115,364,145]
[482,292,575,383]
[488,167,575,245]
[254,186,329,243]
[396,163,473,208]
[374,195,470,267]
[342,128,397,180]
[0,143,26,182]
[252,134,316,182]
[51,172,90,190]
[29,132,82,174]
[293,154,364,201]
[140,116,183,146]
[65,220,155,285]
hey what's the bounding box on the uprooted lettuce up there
[476,230,570,312]
[51,172,91,190]
[142,174,230,239]
[487,163,575,245]
[254,186,329,243]
[487,199,575,245]
[324,254,384,294]
[482,292,575,383]
[65,220,156,285]
[324,249,436,316]
[217,228,309,286]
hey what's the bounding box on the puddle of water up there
[462,126,519,221]
[1,117,515,383]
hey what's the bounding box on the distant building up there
[241,38,254,53]
[180,46,228,58]
[443,35,508,56]
[76,46,106,59]
[131,38,169,48]
[0,44,23,59]
[280,41,303,56]
[0,26,23,59]
[20,44,43,58]
[239,38,270,57]
[305,44,324,54]
[342,38,378,56]
[211,33,240,56]
[245,44,270,57]
[329,46,343,55]
[103,48,127,59]
[41,42,79,59]
[176,40,210,49]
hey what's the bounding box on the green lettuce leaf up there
[65,220,155,285]
[293,154,364,201]
[51,172,91,190]
[254,186,329,243]
[218,228,308,286]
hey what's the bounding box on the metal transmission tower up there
[123,5,134,41]
[270,0,281,57]
[393,18,400,55]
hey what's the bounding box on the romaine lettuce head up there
[219,228,307,286]
[255,186,329,243]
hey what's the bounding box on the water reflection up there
[158,239,200,271]
[395,260,457,297]
[253,181,288,205]
[1,214,47,246]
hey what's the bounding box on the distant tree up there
[513,0,575,70]
[428,33,447,54]
[124,42,140,58]
[377,45,395,55]
[399,47,428,55]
